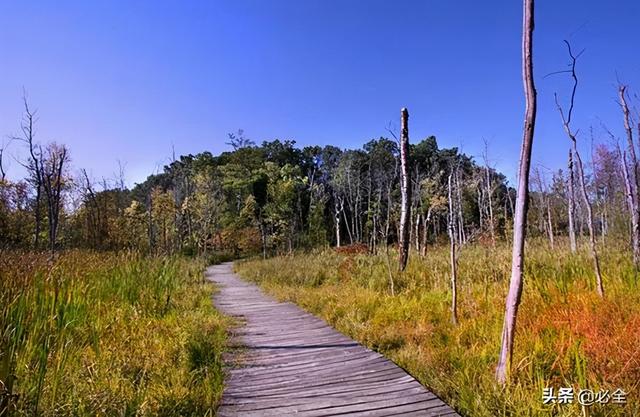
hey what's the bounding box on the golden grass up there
[0,250,228,416]
[236,239,640,417]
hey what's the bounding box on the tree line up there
[0,113,509,256]
[0,97,637,264]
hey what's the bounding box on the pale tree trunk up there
[447,173,458,325]
[546,199,554,249]
[496,0,536,385]
[573,145,604,296]
[421,207,432,257]
[477,186,484,232]
[455,171,466,245]
[536,168,554,249]
[343,208,354,245]
[618,145,637,254]
[620,86,640,266]
[398,108,411,271]
[568,149,577,253]
[483,139,496,245]
[554,41,604,297]
[456,171,467,246]
[415,213,421,253]
[334,198,342,248]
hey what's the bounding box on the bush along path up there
[207,262,459,417]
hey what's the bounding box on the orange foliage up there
[531,294,640,384]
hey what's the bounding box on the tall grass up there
[0,250,227,416]
[236,239,640,417]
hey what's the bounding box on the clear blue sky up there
[1,1,639,186]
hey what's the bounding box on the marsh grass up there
[236,239,640,417]
[0,250,227,416]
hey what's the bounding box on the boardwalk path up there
[207,263,460,417]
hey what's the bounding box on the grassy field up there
[236,239,640,417]
[0,250,228,416]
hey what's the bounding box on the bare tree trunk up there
[343,208,354,245]
[483,139,496,245]
[398,108,411,271]
[620,86,640,266]
[535,168,554,249]
[447,173,458,325]
[546,198,554,249]
[415,213,421,253]
[568,149,577,253]
[574,146,604,296]
[554,41,604,297]
[455,171,465,245]
[41,145,69,252]
[477,186,484,233]
[421,207,432,256]
[148,193,154,252]
[496,0,536,385]
[334,199,342,248]
[619,144,636,253]
[16,97,43,248]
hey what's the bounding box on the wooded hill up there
[0,108,633,260]
[2,125,518,255]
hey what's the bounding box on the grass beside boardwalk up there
[1,250,227,416]
[235,240,640,417]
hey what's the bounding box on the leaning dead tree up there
[555,40,604,297]
[496,0,536,385]
[398,108,411,271]
[619,85,640,266]
[447,171,459,325]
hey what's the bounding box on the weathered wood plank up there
[207,262,460,416]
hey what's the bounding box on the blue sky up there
[1,1,639,186]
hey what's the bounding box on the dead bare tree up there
[447,171,458,325]
[554,40,604,297]
[398,108,411,271]
[482,138,496,245]
[13,95,43,248]
[81,169,103,248]
[567,149,578,252]
[534,167,554,249]
[455,171,466,245]
[619,85,640,266]
[41,144,70,251]
[334,196,343,248]
[496,0,537,385]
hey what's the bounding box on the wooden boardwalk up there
[207,262,460,417]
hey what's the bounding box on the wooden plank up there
[207,262,460,416]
